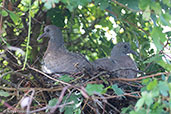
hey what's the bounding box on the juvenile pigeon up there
[38,25,92,74]
[93,42,138,78]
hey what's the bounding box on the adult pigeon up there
[37,25,92,74]
[93,42,138,78]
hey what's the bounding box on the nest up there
[0,59,142,114]
[2,45,168,113]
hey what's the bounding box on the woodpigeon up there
[37,25,92,74]
[92,42,138,78]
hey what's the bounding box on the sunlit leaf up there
[158,81,169,96]
[147,79,158,90]
[151,2,161,15]
[144,54,171,71]
[62,93,81,114]
[48,98,58,107]
[151,27,167,52]
[142,91,153,107]
[85,84,104,95]
[112,84,124,96]
[0,90,10,97]
[117,0,140,10]
[139,0,150,10]
[0,9,8,16]
[9,11,20,24]
[135,97,145,111]
[142,6,151,21]
[58,75,74,82]
[160,13,171,26]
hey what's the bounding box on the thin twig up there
[95,91,140,100]
[113,72,170,81]
[49,86,70,114]
[28,65,72,86]
[30,101,74,113]
[26,89,35,114]
[0,86,63,92]
[88,72,170,84]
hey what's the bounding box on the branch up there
[28,65,72,86]
[48,86,69,114]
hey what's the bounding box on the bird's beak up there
[37,33,46,40]
[130,49,138,56]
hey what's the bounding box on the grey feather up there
[92,42,138,78]
[38,25,92,74]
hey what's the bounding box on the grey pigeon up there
[92,42,138,78]
[38,25,92,74]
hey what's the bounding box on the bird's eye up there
[46,29,50,32]
[124,45,127,48]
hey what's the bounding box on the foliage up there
[112,84,124,96]
[85,84,105,95]
[122,75,171,114]
[0,90,9,97]
[0,0,170,113]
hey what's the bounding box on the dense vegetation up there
[0,0,170,113]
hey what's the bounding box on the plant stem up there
[22,1,31,70]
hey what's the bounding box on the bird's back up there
[112,56,137,78]
[92,57,116,71]
[92,42,138,78]
[42,47,92,74]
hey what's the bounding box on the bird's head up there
[111,42,138,56]
[37,25,62,41]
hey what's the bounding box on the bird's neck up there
[111,51,126,60]
[47,35,65,51]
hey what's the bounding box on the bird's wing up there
[93,57,115,71]
[43,50,91,73]
[113,56,137,78]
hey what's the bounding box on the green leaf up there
[117,0,140,10]
[79,0,90,6]
[135,97,145,111]
[147,79,158,90]
[157,59,171,71]
[62,93,81,114]
[168,74,171,83]
[112,84,124,96]
[163,0,171,7]
[44,2,52,9]
[85,84,104,95]
[158,81,169,96]
[9,11,20,24]
[139,0,150,10]
[43,0,59,9]
[0,9,8,17]
[160,13,171,26]
[47,7,71,27]
[163,0,169,4]
[0,90,10,97]
[58,75,74,82]
[142,91,153,107]
[150,2,161,15]
[142,78,151,85]
[151,27,167,52]
[142,6,151,21]
[133,109,147,114]
[151,87,159,97]
[74,108,81,114]
[144,54,162,64]
[144,54,171,71]
[99,0,109,10]
[48,98,58,107]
